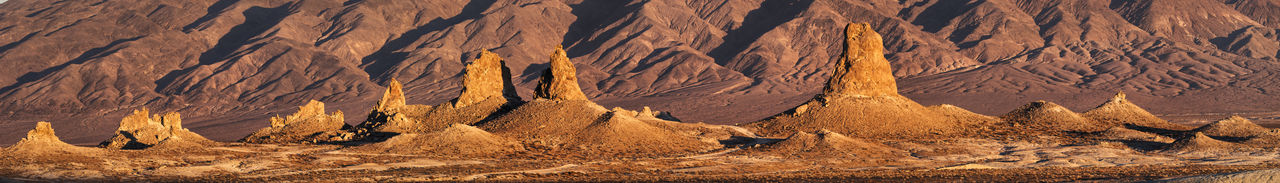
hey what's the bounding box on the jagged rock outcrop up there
[742,23,959,138]
[1163,132,1236,153]
[242,100,352,143]
[743,129,908,159]
[1000,101,1104,133]
[1082,92,1190,130]
[99,109,213,149]
[477,47,718,157]
[534,46,589,101]
[356,51,525,134]
[1192,116,1273,138]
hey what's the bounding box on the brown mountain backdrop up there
[1,0,1279,144]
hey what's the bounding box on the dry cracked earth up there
[4,0,1280,182]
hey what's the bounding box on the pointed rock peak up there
[455,50,521,107]
[535,46,588,101]
[823,22,898,97]
[377,78,407,111]
[22,122,60,143]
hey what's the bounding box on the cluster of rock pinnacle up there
[4,22,1275,158]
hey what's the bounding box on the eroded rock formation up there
[455,50,521,107]
[742,23,961,138]
[534,46,589,101]
[823,23,899,97]
[357,51,524,134]
[7,122,78,151]
[475,47,717,157]
[242,100,352,143]
[99,109,213,149]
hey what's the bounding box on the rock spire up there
[823,23,898,97]
[534,46,588,100]
[376,78,407,111]
[454,50,521,107]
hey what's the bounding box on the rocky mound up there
[357,50,522,134]
[350,124,523,157]
[241,100,353,143]
[1192,116,1273,138]
[99,109,214,149]
[3,122,96,155]
[1000,100,1104,133]
[1092,127,1175,143]
[745,129,908,159]
[477,47,718,157]
[1162,132,1236,153]
[742,23,957,138]
[1082,92,1189,130]
[1,122,104,165]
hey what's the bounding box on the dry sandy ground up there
[3,137,1279,182]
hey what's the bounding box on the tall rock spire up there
[455,50,521,107]
[535,46,588,100]
[823,23,898,97]
[377,78,407,111]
